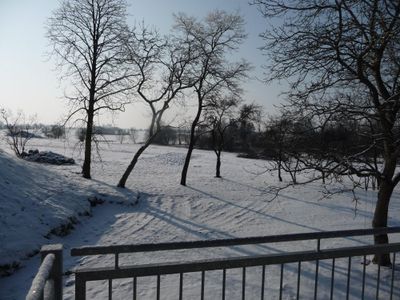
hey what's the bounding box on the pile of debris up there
[22,149,75,165]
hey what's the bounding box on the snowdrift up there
[0,150,137,274]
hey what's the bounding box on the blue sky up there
[0,0,283,128]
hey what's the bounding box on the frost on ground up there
[0,135,399,299]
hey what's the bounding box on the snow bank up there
[0,150,137,275]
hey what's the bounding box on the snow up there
[26,252,55,300]
[0,132,138,271]
[0,133,399,299]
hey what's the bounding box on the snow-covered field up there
[0,133,399,299]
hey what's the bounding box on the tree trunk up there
[82,103,94,179]
[82,38,97,179]
[118,103,169,188]
[118,134,157,188]
[216,152,221,178]
[181,141,195,186]
[180,98,202,186]
[278,161,282,182]
[372,179,394,266]
[278,150,283,182]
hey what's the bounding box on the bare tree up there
[176,123,190,145]
[43,124,65,139]
[237,103,263,155]
[47,0,134,179]
[117,128,126,144]
[152,125,177,145]
[263,114,317,184]
[128,127,137,143]
[264,116,293,182]
[204,95,240,178]
[176,11,251,186]
[253,0,400,265]
[117,26,196,188]
[0,108,37,157]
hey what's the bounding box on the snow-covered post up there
[40,244,63,300]
[26,244,63,300]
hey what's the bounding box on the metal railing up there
[71,227,400,300]
[26,244,63,300]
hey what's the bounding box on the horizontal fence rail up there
[26,244,63,300]
[75,242,400,280]
[71,226,400,257]
[72,227,400,300]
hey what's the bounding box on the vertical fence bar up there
[261,265,265,300]
[314,238,321,300]
[179,273,183,300]
[346,257,351,300]
[132,277,137,300]
[314,260,319,300]
[108,279,112,300]
[201,270,205,300]
[361,255,366,299]
[222,269,226,300]
[390,252,396,300]
[115,253,119,269]
[75,274,86,300]
[40,244,63,300]
[376,263,381,300]
[330,258,335,300]
[296,261,301,300]
[279,264,284,300]
[242,267,246,300]
[156,275,160,300]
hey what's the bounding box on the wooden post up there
[40,244,63,300]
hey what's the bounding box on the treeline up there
[75,126,139,143]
